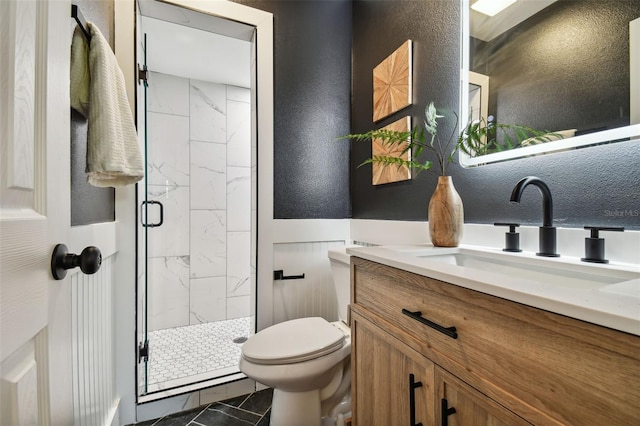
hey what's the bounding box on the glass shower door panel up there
[141,49,192,395]
[136,19,150,396]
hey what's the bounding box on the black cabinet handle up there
[51,244,102,280]
[402,309,458,339]
[409,374,423,426]
[441,398,457,426]
[140,200,163,228]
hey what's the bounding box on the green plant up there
[342,103,561,176]
[342,102,459,176]
[458,116,560,157]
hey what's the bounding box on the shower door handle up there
[140,200,164,228]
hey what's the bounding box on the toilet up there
[239,245,356,426]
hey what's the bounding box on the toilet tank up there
[328,245,360,323]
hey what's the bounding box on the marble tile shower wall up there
[146,71,251,331]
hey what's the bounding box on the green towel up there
[70,25,90,117]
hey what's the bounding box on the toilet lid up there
[242,317,345,365]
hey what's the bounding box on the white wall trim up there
[113,1,138,423]
[350,219,431,246]
[69,221,117,258]
[270,219,351,244]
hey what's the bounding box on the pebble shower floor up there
[145,317,252,392]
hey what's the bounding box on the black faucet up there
[510,176,559,257]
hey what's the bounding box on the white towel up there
[70,23,144,187]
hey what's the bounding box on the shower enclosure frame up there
[128,0,275,402]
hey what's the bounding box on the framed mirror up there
[459,0,640,167]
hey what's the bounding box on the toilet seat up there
[242,317,345,365]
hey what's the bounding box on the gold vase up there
[428,176,464,247]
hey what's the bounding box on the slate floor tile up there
[256,408,271,426]
[238,388,273,416]
[133,388,272,426]
[218,393,250,408]
[193,403,261,426]
[150,407,208,426]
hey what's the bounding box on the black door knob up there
[51,244,102,280]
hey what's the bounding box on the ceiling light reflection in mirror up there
[471,0,517,17]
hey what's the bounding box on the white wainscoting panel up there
[272,240,346,324]
[71,255,118,425]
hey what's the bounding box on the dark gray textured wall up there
[351,0,461,221]
[233,0,352,219]
[70,0,115,225]
[471,0,638,135]
[351,0,640,230]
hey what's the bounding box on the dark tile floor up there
[135,388,272,426]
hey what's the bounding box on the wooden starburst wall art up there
[373,40,413,122]
[372,116,412,185]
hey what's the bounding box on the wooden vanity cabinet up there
[351,314,435,426]
[350,257,640,425]
[435,367,530,426]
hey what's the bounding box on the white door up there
[1,1,117,424]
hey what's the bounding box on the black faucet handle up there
[581,226,624,264]
[494,222,520,233]
[584,226,624,238]
[494,222,522,252]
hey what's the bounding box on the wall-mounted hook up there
[71,4,91,42]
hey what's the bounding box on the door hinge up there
[138,64,149,86]
[138,341,149,363]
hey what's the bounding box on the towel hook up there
[71,4,91,42]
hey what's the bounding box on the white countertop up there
[347,244,640,336]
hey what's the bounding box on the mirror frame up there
[459,0,640,167]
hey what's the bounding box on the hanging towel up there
[70,26,90,116]
[70,23,144,187]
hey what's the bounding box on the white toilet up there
[239,245,356,426]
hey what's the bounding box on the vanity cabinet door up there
[436,367,531,426]
[352,311,435,426]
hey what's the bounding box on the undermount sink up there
[399,247,640,293]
